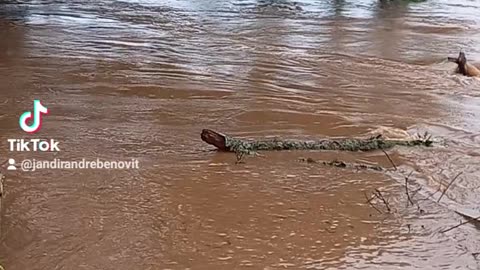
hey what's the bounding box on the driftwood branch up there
[201,129,433,154]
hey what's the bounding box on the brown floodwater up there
[0,0,480,269]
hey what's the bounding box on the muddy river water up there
[0,0,480,269]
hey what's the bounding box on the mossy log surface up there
[201,129,433,154]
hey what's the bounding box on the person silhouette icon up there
[7,158,17,170]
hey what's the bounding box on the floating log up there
[448,51,480,77]
[201,129,433,154]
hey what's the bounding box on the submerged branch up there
[0,172,4,199]
[364,191,383,214]
[201,129,433,155]
[437,172,463,203]
[381,149,397,171]
[405,171,415,207]
[374,189,391,213]
[299,157,383,171]
[440,215,480,233]
[0,172,4,237]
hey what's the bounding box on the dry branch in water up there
[364,189,392,214]
[381,149,397,171]
[364,191,383,214]
[405,171,415,207]
[299,157,383,171]
[201,129,433,156]
[0,172,4,199]
[437,172,463,203]
[0,172,4,237]
[374,189,391,213]
[441,215,480,233]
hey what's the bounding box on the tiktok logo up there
[7,99,60,156]
[19,99,49,133]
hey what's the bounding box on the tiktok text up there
[8,139,60,152]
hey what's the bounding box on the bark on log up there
[201,129,228,151]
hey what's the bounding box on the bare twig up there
[381,149,397,171]
[440,215,480,233]
[417,175,442,203]
[410,187,422,200]
[374,189,391,212]
[235,151,246,164]
[410,186,424,212]
[364,191,382,214]
[0,172,4,237]
[364,192,375,204]
[437,172,463,203]
[405,171,415,207]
